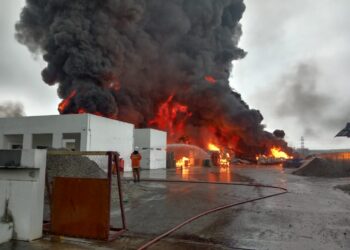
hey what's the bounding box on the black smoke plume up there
[273,129,285,139]
[0,101,25,118]
[16,0,291,157]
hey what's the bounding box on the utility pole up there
[300,136,305,157]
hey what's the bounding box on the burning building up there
[15,0,292,160]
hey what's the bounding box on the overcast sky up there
[1,0,350,150]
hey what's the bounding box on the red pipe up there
[136,179,288,250]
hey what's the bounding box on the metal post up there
[45,172,52,210]
[114,153,126,229]
[107,151,112,180]
[106,151,113,237]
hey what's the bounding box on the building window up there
[62,133,81,151]
[3,134,24,149]
[32,134,53,149]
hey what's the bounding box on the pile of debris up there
[335,184,350,195]
[46,151,106,183]
[293,157,350,178]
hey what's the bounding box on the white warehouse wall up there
[0,114,89,150]
[134,129,167,169]
[86,115,134,172]
[0,114,135,171]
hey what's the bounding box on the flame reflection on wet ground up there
[174,165,253,183]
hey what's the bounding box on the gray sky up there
[0,0,59,116]
[1,0,350,149]
[232,0,350,149]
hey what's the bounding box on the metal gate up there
[44,151,126,240]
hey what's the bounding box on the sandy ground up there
[1,165,350,250]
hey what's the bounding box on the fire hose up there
[134,179,288,250]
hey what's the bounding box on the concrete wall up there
[87,115,134,171]
[134,129,167,169]
[0,149,46,243]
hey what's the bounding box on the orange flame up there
[256,146,292,161]
[58,90,117,119]
[148,95,192,141]
[208,143,220,151]
[219,151,231,167]
[270,147,292,159]
[58,90,77,114]
[208,143,231,167]
[219,154,230,167]
[205,75,217,84]
[176,156,190,168]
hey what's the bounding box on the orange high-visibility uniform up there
[130,153,142,168]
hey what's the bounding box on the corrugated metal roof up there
[335,123,350,137]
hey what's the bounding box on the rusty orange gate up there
[45,151,126,241]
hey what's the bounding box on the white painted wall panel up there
[0,114,89,150]
[135,129,167,169]
[150,129,167,149]
[87,115,134,172]
[139,149,166,169]
[0,149,46,242]
[134,129,150,148]
[0,114,136,172]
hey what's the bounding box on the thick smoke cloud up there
[263,62,350,140]
[274,63,332,137]
[0,101,25,118]
[15,0,289,157]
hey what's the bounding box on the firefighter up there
[130,148,142,182]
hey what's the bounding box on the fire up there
[208,143,232,167]
[270,147,292,159]
[208,143,220,151]
[220,152,231,167]
[148,95,192,140]
[256,146,292,163]
[205,75,217,84]
[58,90,77,113]
[58,90,117,119]
[176,156,190,168]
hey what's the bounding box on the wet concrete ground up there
[1,165,350,250]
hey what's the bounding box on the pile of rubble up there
[293,157,350,178]
[46,152,106,181]
[335,184,350,195]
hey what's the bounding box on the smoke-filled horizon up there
[15,0,289,157]
[0,101,25,118]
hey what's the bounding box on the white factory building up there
[0,114,166,171]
